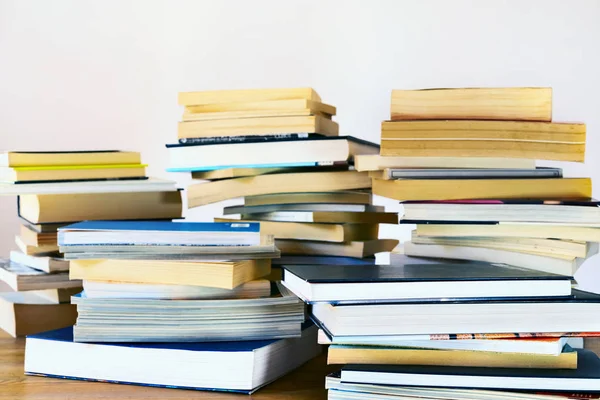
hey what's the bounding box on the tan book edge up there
[177,115,339,139]
[328,346,576,369]
[0,151,141,168]
[275,239,399,258]
[2,166,147,182]
[15,236,58,256]
[188,171,371,208]
[178,87,322,106]
[415,224,600,243]
[244,191,372,206]
[216,218,379,242]
[184,99,336,115]
[18,225,57,246]
[380,140,585,162]
[373,178,592,201]
[390,87,552,122]
[69,259,271,290]
[181,109,332,121]
[191,165,349,181]
[354,155,536,171]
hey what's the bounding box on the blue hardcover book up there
[25,325,321,394]
[58,220,261,247]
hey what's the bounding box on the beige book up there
[275,239,399,258]
[354,154,536,171]
[0,151,141,168]
[391,87,552,121]
[328,345,576,369]
[19,225,57,246]
[373,178,592,202]
[70,259,271,290]
[217,218,379,242]
[188,171,371,208]
[178,87,322,106]
[178,115,338,139]
[191,165,348,181]
[19,191,183,224]
[15,236,59,256]
[9,251,69,273]
[0,164,146,183]
[244,191,372,206]
[0,291,77,337]
[415,223,600,243]
[184,99,335,115]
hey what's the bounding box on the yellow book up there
[184,99,336,115]
[1,164,147,183]
[178,115,338,139]
[178,87,321,106]
[19,225,57,247]
[328,345,577,369]
[0,151,141,167]
[70,259,271,290]
[15,236,59,256]
[244,191,372,206]
[275,239,399,258]
[372,178,592,201]
[353,154,535,171]
[391,87,552,122]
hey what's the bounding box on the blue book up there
[58,221,261,247]
[25,325,321,394]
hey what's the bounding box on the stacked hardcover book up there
[24,220,321,393]
[0,150,182,337]
[362,87,597,274]
[167,88,399,275]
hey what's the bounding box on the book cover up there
[59,220,260,233]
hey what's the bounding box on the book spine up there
[178,133,309,145]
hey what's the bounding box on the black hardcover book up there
[341,349,600,392]
[281,257,571,303]
[166,135,380,149]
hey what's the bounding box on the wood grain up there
[0,330,333,399]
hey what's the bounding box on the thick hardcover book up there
[282,261,571,303]
[25,324,321,393]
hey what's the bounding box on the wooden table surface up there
[0,330,334,400]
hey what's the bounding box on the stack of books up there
[0,150,182,337]
[25,221,322,393]
[279,255,600,398]
[360,87,596,274]
[166,88,399,274]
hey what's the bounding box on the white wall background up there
[1,0,599,287]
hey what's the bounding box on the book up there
[238,210,397,224]
[15,236,59,256]
[18,191,183,223]
[224,203,383,215]
[82,279,271,300]
[272,255,377,266]
[585,337,600,355]
[182,108,332,121]
[403,241,595,276]
[187,171,372,208]
[244,191,372,206]
[58,221,261,247]
[281,261,571,303]
[0,177,177,196]
[0,291,77,337]
[411,235,590,258]
[25,325,321,394]
[373,178,592,202]
[33,287,82,304]
[403,200,600,225]
[180,132,311,145]
[390,87,552,121]
[19,224,57,245]
[9,251,69,273]
[191,163,348,180]
[371,167,562,180]
[177,115,338,139]
[183,98,335,115]
[325,373,600,400]
[380,121,585,162]
[415,223,600,243]
[69,259,270,289]
[216,218,379,242]
[318,329,583,356]
[0,164,147,183]
[340,349,600,392]
[0,150,141,167]
[19,221,67,233]
[166,136,378,172]
[327,345,577,369]
[275,239,399,258]
[0,259,81,291]
[354,154,536,171]
[311,290,600,337]
[178,87,322,105]
[71,283,304,342]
